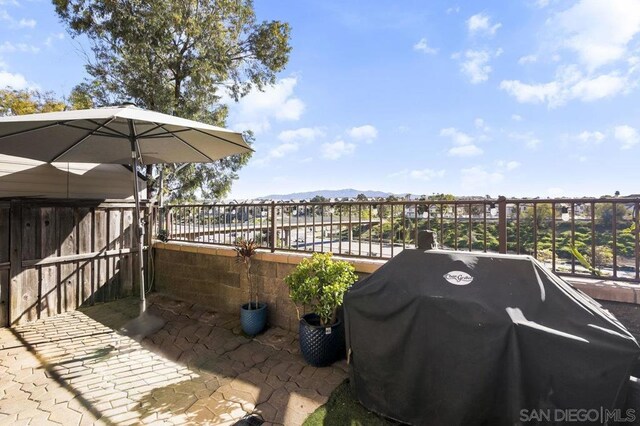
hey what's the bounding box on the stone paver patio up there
[0,295,347,425]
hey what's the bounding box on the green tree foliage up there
[0,89,67,116]
[53,0,292,201]
[310,195,329,203]
[428,193,456,201]
[521,203,553,229]
[595,203,628,228]
[67,85,95,109]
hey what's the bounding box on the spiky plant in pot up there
[234,238,259,308]
[234,238,267,335]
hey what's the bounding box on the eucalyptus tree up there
[53,0,292,201]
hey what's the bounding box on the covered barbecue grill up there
[344,249,640,425]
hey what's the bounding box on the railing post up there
[498,196,507,254]
[270,201,276,252]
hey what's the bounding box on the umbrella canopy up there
[0,105,252,317]
[0,104,252,164]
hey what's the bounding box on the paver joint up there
[0,294,347,425]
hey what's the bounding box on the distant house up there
[0,154,146,200]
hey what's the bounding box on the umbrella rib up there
[0,121,62,140]
[191,128,254,153]
[137,128,193,138]
[51,118,116,162]
[137,130,193,139]
[155,123,216,162]
[136,124,164,138]
[89,119,130,138]
[138,124,251,152]
[59,122,126,138]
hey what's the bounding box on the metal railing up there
[157,197,640,283]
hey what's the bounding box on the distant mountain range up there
[259,188,397,200]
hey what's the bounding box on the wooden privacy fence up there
[0,199,149,327]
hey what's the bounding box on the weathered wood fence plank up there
[3,199,145,326]
[40,207,58,318]
[0,206,10,327]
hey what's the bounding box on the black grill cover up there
[344,250,640,425]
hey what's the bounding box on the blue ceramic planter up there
[299,313,345,367]
[240,302,267,335]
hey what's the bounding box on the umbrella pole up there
[129,121,146,314]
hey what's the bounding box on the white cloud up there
[569,73,628,101]
[278,127,325,143]
[440,125,484,156]
[508,132,541,149]
[535,0,550,8]
[448,145,483,157]
[511,114,523,121]
[501,1,640,107]
[499,80,560,104]
[268,143,299,159]
[44,33,64,47]
[500,65,630,107]
[467,13,502,37]
[446,6,460,14]
[321,140,356,160]
[0,42,16,53]
[0,70,28,89]
[413,38,438,54]
[575,130,605,145]
[554,0,640,70]
[390,169,445,181]
[518,54,537,65]
[411,169,445,180]
[253,142,300,166]
[254,126,325,165]
[474,118,490,132]
[461,166,504,190]
[614,125,639,149]
[0,41,39,54]
[456,49,493,84]
[0,8,36,29]
[347,124,378,143]
[229,76,304,134]
[440,127,474,145]
[17,18,35,28]
[497,160,521,171]
[507,161,520,170]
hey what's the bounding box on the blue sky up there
[1,0,639,199]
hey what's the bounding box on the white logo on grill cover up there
[443,271,474,285]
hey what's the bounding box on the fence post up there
[270,201,276,252]
[498,195,507,254]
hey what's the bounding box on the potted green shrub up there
[235,238,267,335]
[284,252,358,366]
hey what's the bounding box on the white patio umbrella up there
[0,105,252,322]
